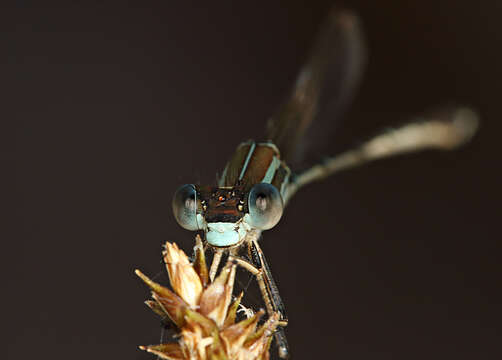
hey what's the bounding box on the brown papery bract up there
[136,235,280,360]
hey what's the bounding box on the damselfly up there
[171,9,478,359]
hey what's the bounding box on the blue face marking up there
[206,222,246,247]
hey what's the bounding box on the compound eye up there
[247,183,283,230]
[172,184,202,231]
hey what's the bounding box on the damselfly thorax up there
[171,8,478,359]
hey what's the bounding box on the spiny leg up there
[228,240,290,358]
[285,107,479,202]
[230,255,289,358]
[247,240,288,325]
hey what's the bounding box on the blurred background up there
[7,1,501,359]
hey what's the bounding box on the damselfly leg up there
[227,238,289,359]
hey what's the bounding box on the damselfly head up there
[172,183,284,247]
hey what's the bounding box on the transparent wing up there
[266,8,366,166]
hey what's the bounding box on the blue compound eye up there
[172,184,202,231]
[247,183,283,230]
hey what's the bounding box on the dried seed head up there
[199,261,236,327]
[137,239,281,360]
[163,242,203,308]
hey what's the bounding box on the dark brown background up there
[8,1,501,359]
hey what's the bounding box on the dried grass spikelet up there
[136,235,280,360]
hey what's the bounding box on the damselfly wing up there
[172,8,478,359]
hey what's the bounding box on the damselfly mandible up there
[171,9,478,359]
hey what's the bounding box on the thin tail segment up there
[285,107,479,203]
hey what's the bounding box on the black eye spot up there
[184,197,196,212]
[255,195,268,211]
